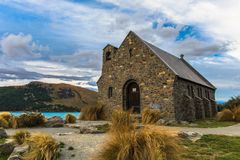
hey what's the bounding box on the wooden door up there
[126,82,140,113]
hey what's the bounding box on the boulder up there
[178,131,202,142]
[45,116,64,128]
[8,145,29,160]
[0,142,14,156]
[0,128,7,138]
[156,119,166,125]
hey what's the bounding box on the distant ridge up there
[0,81,97,112]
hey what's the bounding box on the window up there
[205,90,210,99]
[108,87,113,98]
[187,85,194,98]
[106,51,111,61]
[129,48,133,57]
[197,87,202,98]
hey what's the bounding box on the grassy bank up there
[172,119,238,128]
[0,138,8,160]
[182,134,240,160]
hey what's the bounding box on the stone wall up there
[173,78,215,121]
[97,32,176,119]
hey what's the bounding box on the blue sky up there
[0,0,240,102]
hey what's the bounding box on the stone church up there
[97,31,217,121]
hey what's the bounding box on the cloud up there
[0,33,48,59]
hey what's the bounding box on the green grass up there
[0,138,5,144]
[182,134,240,160]
[0,138,8,160]
[172,119,238,128]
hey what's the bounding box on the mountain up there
[0,81,98,111]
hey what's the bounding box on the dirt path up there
[6,128,106,160]
[5,123,240,160]
[174,123,240,136]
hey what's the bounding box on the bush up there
[13,130,31,145]
[16,113,46,128]
[110,109,132,134]
[0,112,12,121]
[0,112,17,128]
[233,107,240,122]
[80,104,106,121]
[224,96,240,110]
[216,109,234,121]
[0,116,9,128]
[23,133,59,160]
[65,114,76,123]
[142,108,162,124]
[96,125,181,160]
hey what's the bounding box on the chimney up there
[180,54,184,59]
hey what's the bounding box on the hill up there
[0,81,98,111]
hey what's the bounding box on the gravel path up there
[5,123,240,160]
[6,127,106,160]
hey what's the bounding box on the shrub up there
[65,114,76,123]
[16,113,46,128]
[142,108,163,124]
[216,109,234,121]
[110,109,132,134]
[96,125,181,160]
[80,104,106,121]
[233,107,240,122]
[23,133,59,160]
[0,112,17,128]
[0,116,9,128]
[225,96,240,110]
[13,130,31,145]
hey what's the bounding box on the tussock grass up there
[110,109,132,134]
[96,109,181,160]
[142,108,162,124]
[79,104,106,121]
[0,112,17,128]
[97,125,180,160]
[233,107,240,122]
[16,113,46,128]
[23,133,59,160]
[0,116,8,128]
[13,130,31,145]
[216,109,234,121]
[65,114,76,123]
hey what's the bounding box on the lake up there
[10,112,80,119]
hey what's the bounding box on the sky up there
[0,0,240,102]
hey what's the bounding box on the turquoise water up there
[10,112,80,119]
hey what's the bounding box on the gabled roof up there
[130,31,216,89]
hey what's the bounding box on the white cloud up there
[0,33,48,59]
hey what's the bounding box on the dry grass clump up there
[110,110,132,134]
[96,109,181,160]
[216,109,234,121]
[16,113,46,128]
[97,125,180,160]
[233,107,240,122]
[65,114,76,123]
[79,104,106,121]
[0,112,17,128]
[23,133,59,160]
[0,116,9,128]
[13,130,31,145]
[142,108,163,124]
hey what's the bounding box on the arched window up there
[129,48,133,57]
[106,51,111,61]
[108,87,113,98]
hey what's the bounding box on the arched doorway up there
[123,80,140,113]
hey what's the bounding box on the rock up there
[0,142,14,156]
[8,145,29,160]
[178,131,202,142]
[180,121,189,125]
[45,116,64,128]
[156,119,166,125]
[79,126,104,134]
[0,128,7,138]
[56,132,74,136]
[165,119,178,126]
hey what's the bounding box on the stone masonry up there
[97,31,217,121]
